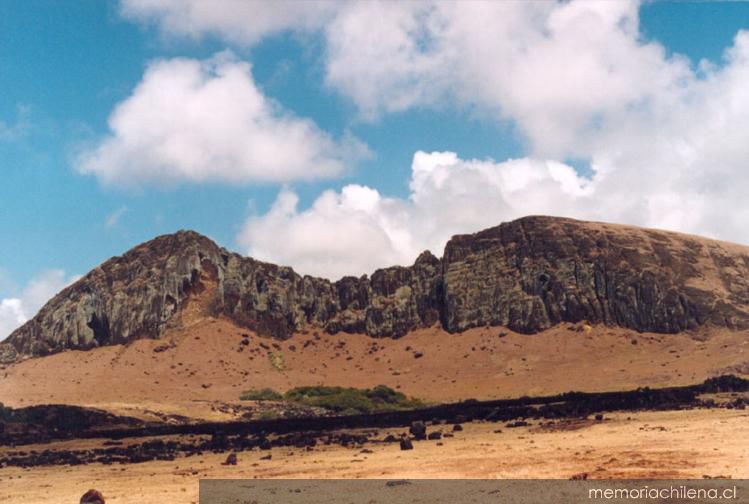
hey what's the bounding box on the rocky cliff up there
[3,216,749,362]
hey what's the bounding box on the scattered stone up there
[413,352,424,359]
[399,439,413,451]
[452,424,463,432]
[594,414,604,421]
[223,453,237,466]
[80,489,105,504]
[427,432,442,440]
[386,480,412,487]
[506,420,529,428]
[570,473,588,480]
[409,421,427,440]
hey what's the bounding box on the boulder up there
[409,421,427,440]
[80,489,105,504]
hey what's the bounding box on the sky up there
[2,0,749,339]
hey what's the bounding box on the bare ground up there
[1,320,748,419]
[1,320,748,504]
[0,408,746,504]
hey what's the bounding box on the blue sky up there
[2,1,749,337]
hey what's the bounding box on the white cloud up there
[238,138,749,281]
[124,1,749,275]
[0,299,25,342]
[0,270,80,340]
[322,1,694,155]
[0,105,31,142]
[238,152,594,279]
[120,0,337,45]
[76,52,368,187]
[105,206,128,228]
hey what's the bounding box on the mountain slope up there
[4,215,749,362]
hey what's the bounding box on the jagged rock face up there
[4,232,227,357]
[3,231,443,358]
[442,217,749,334]
[4,216,749,361]
[0,343,17,364]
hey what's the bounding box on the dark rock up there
[413,351,424,359]
[223,452,237,465]
[506,420,529,428]
[80,489,105,504]
[452,424,463,432]
[399,438,413,450]
[9,216,749,360]
[386,480,412,487]
[427,431,442,440]
[0,343,18,364]
[594,414,604,421]
[409,421,427,440]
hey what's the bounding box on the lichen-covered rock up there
[441,216,749,334]
[0,343,17,364]
[6,216,749,361]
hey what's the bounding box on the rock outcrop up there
[4,216,749,361]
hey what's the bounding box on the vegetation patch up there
[239,388,283,401]
[268,352,286,371]
[285,385,423,415]
[239,384,423,415]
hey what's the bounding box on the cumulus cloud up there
[238,134,749,281]
[0,270,80,340]
[76,52,368,187]
[322,1,693,154]
[120,0,337,45]
[124,1,749,278]
[121,1,689,155]
[238,152,595,279]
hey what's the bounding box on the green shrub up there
[268,352,286,371]
[282,384,423,415]
[239,388,283,401]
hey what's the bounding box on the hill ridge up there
[4,215,749,362]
